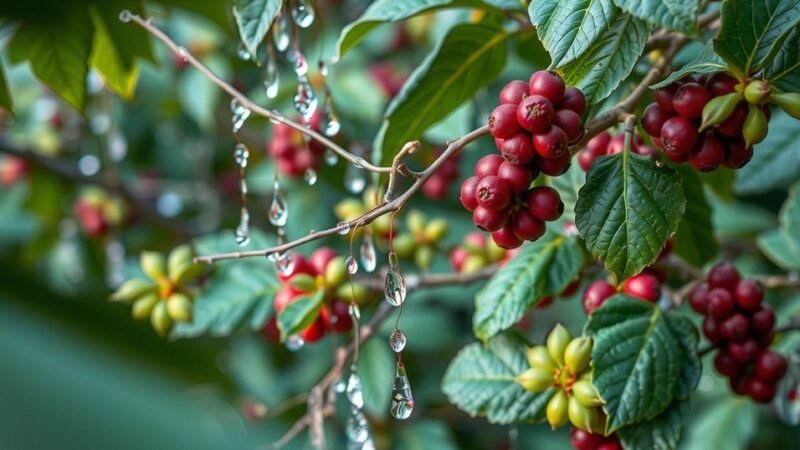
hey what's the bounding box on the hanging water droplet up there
[233,143,249,168]
[293,76,318,123]
[324,148,339,166]
[304,168,317,185]
[391,363,415,420]
[240,178,248,195]
[384,260,407,307]
[360,234,377,273]
[263,57,279,99]
[353,157,366,169]
[267,251,279,262]
[273,12,291,52]
[319,60,329,77]
[268,180,288,227]
[285,335,305,351]
[346,371,365,409]
[334,380,347,393]
[337,221,351,235]
[230,99,251,133]
[322,93,341,137]
[348,303,361,320]
[235,208,250,246]
[389,330,407,353]
[276,253,296,276]
[118,9,132,22]
[236,42,251,61]
[287,48,308,77]
[346,407,370,444]
[291,0,315,28]
[360,439,376,450]
[344,164,366,194]
[346,256,358,274]
[776,353,800,425]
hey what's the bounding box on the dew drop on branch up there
[230,99,251,133]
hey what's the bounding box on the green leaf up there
[710,196,776,236]
[699,167,736,201]
[0,63,13,115]
[276,290,324,341]
[8,12,94,110]
[171,231,279,339]
[673,166,718,266]
[668,310,702,399]
[736,110,800,194]
[90,11,136,99]
[442,333,556,424]
[767,27,800,91]
[584,295,699,432]
[177,55,232,128]
[374,23,512,166]
[682,398,757,450]
[395,420,458,450]
[575,153,686,281]
[713,0,800,74]
[473,232,584,341]
[613,0,697,36]
[529,0,618,67]
[560,13,652,104]
[758,181,800,270]
[617,400,690,450]
[357,338,394,419]
[548,162,586,224]
[233,0,282,58]
[651,42,728,88]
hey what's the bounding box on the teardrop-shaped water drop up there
[276,253,296,276]
[293,76,318,121]
[230,99,251,133]
[263,57,279,99]
[324,148,338,166]
[285,334,304,351]
[287,48,309,77]
[236,42,251,61]
[389,329,407,353]
[235,208,250,246]
[291,0,315,28]
[346,407,370,444]
[346,371,365,409]
[384,263,406,307]
[776,353,800,425]
[346,256,358,274]
[304,168,317,185]
[344,164,366,194]
[268,181,288,227]
[348,303,361,320]
[322,93,341,137]
[359,234,377,273]
[337,221,351,235]
[233,143,249,168]
[273,12,291,52]
[391,363,414,420]
[119,9,132,22]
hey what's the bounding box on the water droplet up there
[236,42,251,61]
[348,303,361,320]
[384,260,406,307]
[119,9,132,22]
[346,256,358,274]
[319,60,329,77]
[777,353,800,425]
[334,380,347,393]
[291,0,315,28]
[78,154,101,176]
[287,48,308,77]
[345,165,366,194]
[240,178,248,195]
[230,99,251,133]
[391,363,414,419]
[269,181,288,227]
[353,157,365,169]
[176,46,189,64]
[322,92,341,137]
[293,76,318,122]
[235,208,250,246]
[360,234,376,273]
[346,371,365,409]
[337,222,351,235]
[346,406,370,444]
[273,12,291,52]
[107,129,128,162]
[324,148,339,166]
[304,168,317,185]
[276,253,296,276]
[263,57,279,99]
[233,143,249,168]
[285,334,304,351]
[389,330,406,353]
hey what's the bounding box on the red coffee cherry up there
[730,375,750,395]
[755,351,788,382]
[660,116,698,154]
[488,104,521,139]
[728,339,760,363]
[526,186,564,221]
[274,286,299,313]
[300,318,326,342]
[476,176,512,210]
[654,83,682,112]
[719,313,750,341]
[450,247,469,272]
[309,248,338,275]
[322,300,354,332]
[688,282,710,313]
[723,137,753,169]
[578,131,612,171]
[533,125,569,159]
[473,206,509,232]
[706,73,739,96]
[499,80,529,105]
[511,210,546,241]
[583,280,617,313]
[569,427,604,450]
[747,378,776,403]
[642,103,674,137]
[716,103,747,137]
[498,161,533,194]
[606,134,625,155]
[634,144,659,158]
[673,82,711,118]
[529,70,566,104]
[664,148,691,163]
[460,176,481,211]
[475,154,505,178]
[622,273,660,302]
[492,223,523,249]
[690,133,725,172]
[552,109,583,143]
[537,151,572,176]
[499,132,537,165]
[714,350,742,377]
[560,87,587,115]
[597,439,622,450]
[707,288,736,319]
[708,262,740,290]
[516,95,554,132]
[750,306,776,334]
[702,316,725,345]
[734,279,764,310]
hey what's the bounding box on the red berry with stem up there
[583,280,617,313]
[516,95,554,132]
[511,210,546,241]
[300,318,326,342]
[720,313,750,341]
[473,206,509,232]
[552,109,583,143]
[707,288,736,319]
[492,223,523,249]
[527,186,564,221]
[655,83,682,112]
[533,125,569,159]
[499,80,529,105]
[714,350,742,377]
[673,82,711,118]
[578,148,600,171]
[460,176,481,211]
[716,103,747,137]
[707,73,739,96]
[498,161,533,193]
[728,338,760,363]
[734,279,764,310]
[475,176,511,210]
[529,70,565,104]
[537,151,572,176]
[750,306,776,334]
[422,175,448,199]
[560,87,587,115]
[622,273,660,302]
[488,104,521,139]
[702,316,725,344]
[642,103,674,137]
[688,282,710,313]
[309,247,337,275]
[708,262,740,290]
[499,132,536,165]
[587,131,612,153]
[569,428,604,450]
[690,133,725,172]
[756,351,788,382]
[747,378,777,403]
[661,116,698,154]
[475,154,505,178]
[723,137,753,169]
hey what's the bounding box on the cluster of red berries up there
[577,131,659,171]
[581,272,661,314]
[641,73,768,171]
[268,112,325,176]
[570,427,620,450]
[688,263,787,402]
[262,248,354,344]
[422,149,460,200]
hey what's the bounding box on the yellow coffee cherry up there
[151,301,173,337]
[572,380,603,407]
[546,391,570,430]
[547,324,572,366]
[516,368,553,393]
[132,293,158,319]
[564,337,593,374]
[166,292,193,322]
[111,279,155,303]
[568,396,601,432]
[528,345,558,372]
[141,251,167,282]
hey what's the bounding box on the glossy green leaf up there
[90,8,141,99]
[585,295,699,432]
[736,111,800,194]
[758,181,800,270]
[673,166,718,266]
[575,153,685,281]
[473,232,584,341]
[442,333,556,424]
[276,290,324,341]
[0,63,13,115]
[560,13,652,104]
[683,398,757,450]
[374,23,511,166]
[618,400,690,450]
[767,27,800,92]
[651,42,728,88]
[8,12,94,110]
[529,0,618,67]
[357,339,394,419]
[233,0,282,58]
[713,0,800,74]
[613,0,697,36]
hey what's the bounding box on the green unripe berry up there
[461,255,487,274]
[572,380,603,407]
[151,300,173,337]
[168,245,203,285]
[528,345,558,372]
[547,324,572,366]
[324,257,348,287]
[289,273,318,292]
[568,396,601,433]
[744,80,770,105]
[335,199,364,221]
[564,337,593,375]
[111,278,155,303]
[335,283,369,304]
[423,219,448,242]
[700,93,742,130]
[515,367,553,393]
[141,251,167,282]
[414,245,435,270]
[393,234,417,258]
[372,214,392,236]
[743,104,768,147]
[132,293,159,319]
[407,210,427,235]
[772,92,800,119]
[166,292,193,322]
[546,391,570,430]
